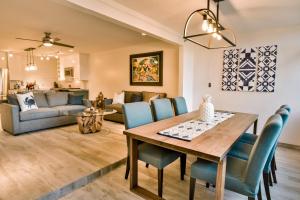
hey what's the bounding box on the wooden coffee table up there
[67,109,117,134]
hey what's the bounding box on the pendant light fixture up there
[183,0,236,49]
[25,48,38,71]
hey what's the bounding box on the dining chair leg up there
[248,197,255,200]
[180,154,186,180]
[125,156,130,180]
[263,172,272,200]
[272,155,277,171]
[269,172,273,186]
[271,167,277,184]
[205,182,210,188]
[189,177,196,200]
[258,182,262,200]
[146,163,149,168]
[158,168,164,197]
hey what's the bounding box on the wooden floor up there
[0,121,126,200]
[62,147,300,200]
[0,119,300,200]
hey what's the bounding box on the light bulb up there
[207,20,214,33]
[212,32,218,38]
[43,42,53,47]
[201,15,208,31]
[217,33,222,40]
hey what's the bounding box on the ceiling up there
[0,0,158,54]
[114,0,300,34]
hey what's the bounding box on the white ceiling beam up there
[65,0,183,45]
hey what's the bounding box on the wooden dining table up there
[123,110,258,200]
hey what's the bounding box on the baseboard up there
[278,142,300,150]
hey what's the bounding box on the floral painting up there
[130,51,163,86]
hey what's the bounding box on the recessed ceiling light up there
[141,33,147,36]
[8,53,13,57]
[1,57,5,61]
[69,49,74,52]
[46,56,50,60]
[40,57,44,61]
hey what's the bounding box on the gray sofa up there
[0,91,89,135]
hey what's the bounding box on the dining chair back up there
[244,114,283,191]
[151,98,174,121]
[172,97,188,116]
[280,104,291,113]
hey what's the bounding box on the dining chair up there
[122,102,185,197]
[151,98,187,180]
[189,114,283,200]
[172,96,188,116]
[227,109,289,200]
[151,98,175,121]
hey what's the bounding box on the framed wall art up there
[130,51,163,86]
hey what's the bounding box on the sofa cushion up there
[105,103,123,114]
[142,91,167,103]
[20,108,59,121]
[46,92,68,107]
[124,91,143,103]
[33,92,49,107]
[130,93,143,102]
[68,94,84,105]
[54,105,87,115]
[16,92,39,112]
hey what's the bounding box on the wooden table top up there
[124,110,258,162]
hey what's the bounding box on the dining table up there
[123,110,258,200]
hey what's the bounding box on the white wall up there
[88,41,179,99]
[191,27,300,146]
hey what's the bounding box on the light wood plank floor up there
[0,121,126,200]
[62,147,300,200]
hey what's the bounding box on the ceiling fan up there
[16,32,74,48]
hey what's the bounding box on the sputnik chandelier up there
[183,0,236,49]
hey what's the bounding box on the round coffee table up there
[67,109,117,134]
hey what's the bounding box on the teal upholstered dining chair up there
[172,97,188,116]
[189,114,283,200]
[151,98,187,180]
[122,102,185,197]
[151,98,175,121]
[227,108,289,200]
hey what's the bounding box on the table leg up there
[130,137,138,189]
[215,156,227,200]
[253,119,258,135]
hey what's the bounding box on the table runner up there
[158,112,235,141]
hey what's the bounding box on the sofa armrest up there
[83,99,92,107]
[104,98,113,106]
[0,103,20,135]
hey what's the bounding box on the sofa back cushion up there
[7,94,20,106]
[142,91,167,103]
[33,92,49,107]
[124,91,143,103]
[46,92,68,107]
[68,94,84,105]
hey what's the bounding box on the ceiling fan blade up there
[16,38,42,42]
[53,42,74,48]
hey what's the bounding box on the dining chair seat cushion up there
[228,142,252,160]
[238,133,257,145]
[191,157,257,197]
[138,143,180,169]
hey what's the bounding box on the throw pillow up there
[33,92,49,107]
[68,94,84,105]
[148,94,159,104]
[112,92,125,104]
[130,93,142,102]
[16,92,38,112]
[46,92,68,107]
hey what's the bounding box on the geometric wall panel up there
[237,48,257,92]
[256,45,277,92]
[222,49,239,91]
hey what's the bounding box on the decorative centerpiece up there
[199,95,215,122]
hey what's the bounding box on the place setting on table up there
[123,95,258,200]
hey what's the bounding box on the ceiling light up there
[43,42,53,47]
[141,32,147,36]
[1,57,5,61]
[24,48,38,71]
[183,0,236,49]
[8,53,13,57]
[40,56,44,61]
[55,55,59,59]
[46,56,50,60]
[69,49,73,52]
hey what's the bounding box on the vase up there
[199,95,214,122]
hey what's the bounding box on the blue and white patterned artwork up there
[256,45,277,92]
[237,48,257,92]
[222,49,239,91]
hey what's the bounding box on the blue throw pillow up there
[68,94,84,105]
